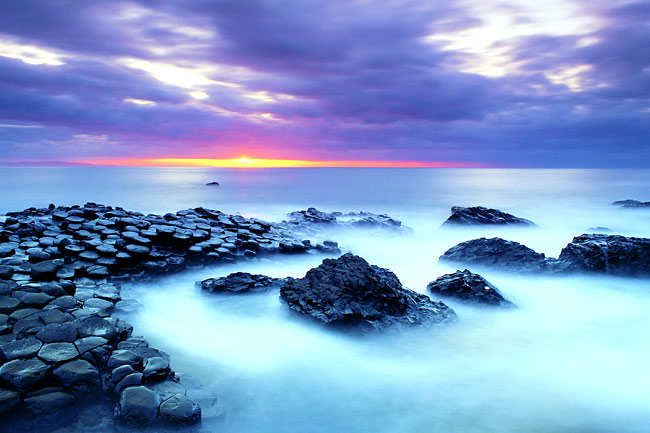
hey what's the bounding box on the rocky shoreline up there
[0,202,341,427]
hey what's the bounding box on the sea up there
[1,167,650,433]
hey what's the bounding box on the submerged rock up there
[442,206,535,226]
[426,270,514,307]
[612,199,650,208]
[439,237,564,273]
[198,272,288,294]
[558,234,650,276]
[280,253,455,331]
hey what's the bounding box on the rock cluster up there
[442,206,535,226]
[439,237,563,273]
[0,202,340,423]
[426,270,514,307]
[280,253,456,331]
[612,199,650,208]
[198,272,287,294]
[284,208,409,233]
[440,234,650,276]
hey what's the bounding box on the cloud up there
[0,0,648,166]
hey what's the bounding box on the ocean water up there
[2,167,650,432]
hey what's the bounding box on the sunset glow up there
[75,157,484,168]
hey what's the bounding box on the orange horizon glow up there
[71,157,485,168]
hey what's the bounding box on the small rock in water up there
[205,181,220,186]
[611,199,650,208]
[442,206,535,226]
[427,269,515,307]
[198,272,288,293]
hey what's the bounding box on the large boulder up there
[198,272,287,294]
[0,358,50,391]
[439,237,564,273]
[426,270,514,307]
[558,234,650,276]
[280,253,455,331]
[442,206,535,226]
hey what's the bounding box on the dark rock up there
[285,208,408,232]
[86,265,110,279]
[159,394,201,423]
[439,237,565,273]
[0,336,43,360]
[0,265,14,280]
[287,208,337,224]
[427,269,514,307]
[21,292,54,308]
[142,356,170,380]
[53,359,100,391]
[442,206,535,226]
[24,389,75,413]
[74,336,109,355]
[38,342,79,363]
[79,250,100,261]
[0,388,21,413]
[0,358,50,390]
[35,322,79,343]
[84,297,114,311]
[0,296,22,314]
[198,272,287,294]
[30,260,61,281]
[115,385,160,425]
[49,295,78,311]
[76,317,118,342]
[111,365,136,384]
[612,199,650,208]
[280,253,455,331]
[107,349,142,369]
[205,181,220,186]
[558,234,650,276]
[115,372,143,394]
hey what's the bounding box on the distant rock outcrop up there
[442,206,535,226]
[558,234,650,276]
[205,182,220,186]
[426,269,514,307]
[284,208,408,233]
[612,199,650,208]
[198,272,287,293]
[280,253,455,331]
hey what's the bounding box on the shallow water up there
[2,167,650,432]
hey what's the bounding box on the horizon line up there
[0,157,487,168]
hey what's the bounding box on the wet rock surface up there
[558,234,650,276]
[0,202,344,425]
[612,199,650,208]
[198,272,288,293]
[439,237,563,273]
[284,207,409,234]
[280,253,456,331]
[427,269,514,307]
[442,206,535,226]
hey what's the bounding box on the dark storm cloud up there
[0,0,648,166]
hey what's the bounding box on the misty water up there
[2,167,650,432]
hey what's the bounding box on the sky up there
[0,0,649,167]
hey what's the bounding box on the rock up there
[115,385,161,425]
[0,296,22,314]
[0,336,43,360]
[439,237,565,273]
[159,394,201,423]
[24,389,75,413]
[558,234,650,276]
[142,356,170,380]
[107,349,142,369]
[74,336,109,355]
[612,199,650,208]
[0,265,14,280]
[442,206,535,226]
[115,372,143,394]
[280,253,455,331]
[285,208,407,232]
[53,359,100,390]
[38,342,79,363]
[0,388,21,413]
[35,322,79,343]
[198,272,287,294]
[287,207,337,224]
[205,181,220,186]
[83,297,114,311]
[76,316,118,342]
[0,358,50,390]
[30,260,61,281]
[427,270,514,307]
